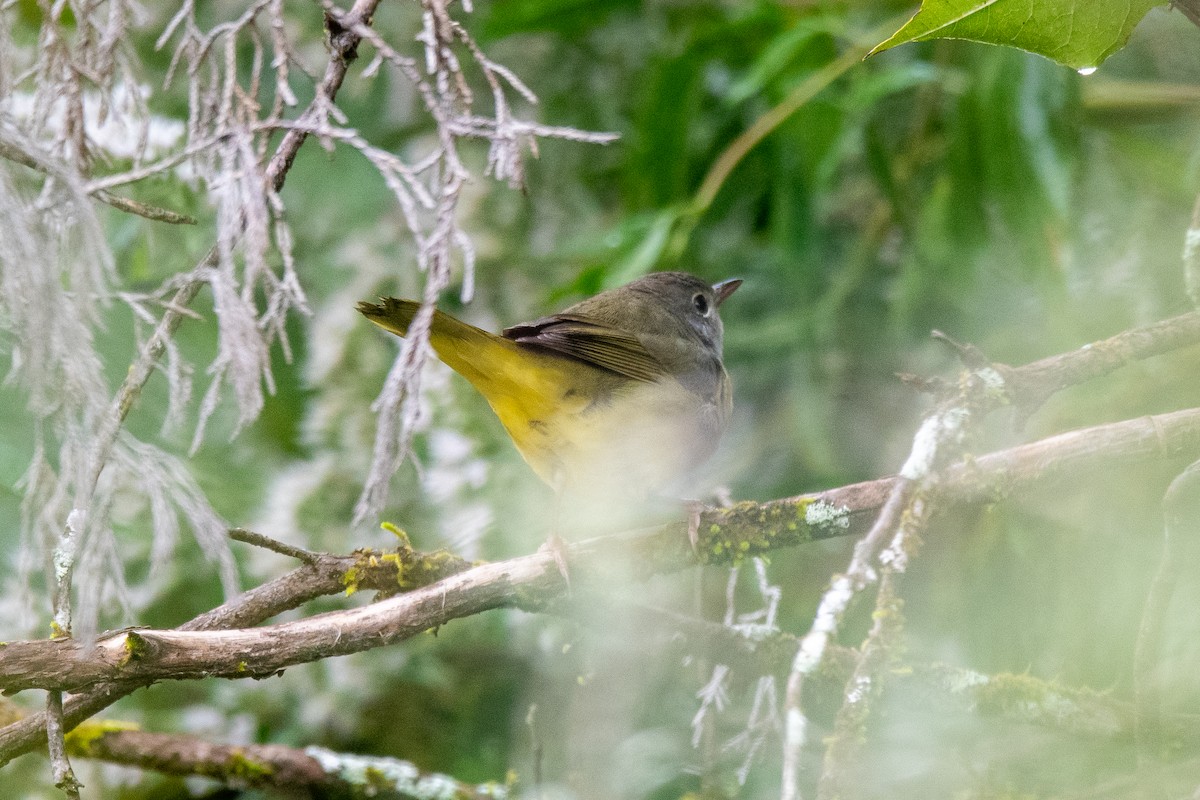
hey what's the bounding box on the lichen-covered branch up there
[64,722,508,799]
[2,406,1199,700]
[0,532,469,767]
[634,606,1194,744]
[783,304,1200,800]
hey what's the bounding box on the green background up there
[4,1,1200,797]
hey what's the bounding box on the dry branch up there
[0,536,468,767]
[0,121,196,225]
[3,306,1198,770]
[64,723,508,799]
[783,308,1200,799]
[1,0,622,765]
[2,406,1199,698]
[642,605,1200,745]
[1000,310,1200,414]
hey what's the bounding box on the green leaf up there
[725,21,830,105]
[869,0,1165,71]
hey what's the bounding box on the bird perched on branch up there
[359,271,740,576]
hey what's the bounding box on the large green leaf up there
[870,0,1165,71]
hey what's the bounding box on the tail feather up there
[359,296,590,483]
[357,297,524,391]
[356,298,419,338]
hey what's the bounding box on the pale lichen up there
[803,500,851,530]
[900,406,969,480]
[304,745,508,799]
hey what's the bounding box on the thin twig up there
[228,527,321,564]
[0,130,195,224]
[45,692,81,800]
[0,536,470,766]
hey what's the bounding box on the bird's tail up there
[357,297,526,392]
[356,298,422,337]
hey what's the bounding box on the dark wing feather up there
[503,313,664,383]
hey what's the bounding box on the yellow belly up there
[421,315,726,499]
[496,377,722,498]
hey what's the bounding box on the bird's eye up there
[693,293,710,316]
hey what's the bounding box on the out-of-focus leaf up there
[478,0,636,38]
[844,61,941,113]
[725,20,833,105]
[869,0,1165,71]
[540,208,686,298]
[608,207,685,287]
[629,55,703,207]
[812,62,941,201]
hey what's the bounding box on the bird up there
[358,271,740,575]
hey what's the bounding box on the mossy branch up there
[64,722,509,799]
[0,406,1198,701]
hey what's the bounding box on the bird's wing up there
[503,313,664,383]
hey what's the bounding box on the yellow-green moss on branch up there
[696,497,854,565]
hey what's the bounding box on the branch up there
[73,0,386,568]
[1134,460,1200,762]
[45,692,80,799]
[64,722,508,799]
[908,663,1200,745]
[782,308,1200,799]
[639,606,1200,744]
[268,1,383,192]
[1000,310,1200,414]
[0,136,197,225]
[2,406,1200,696]
[6,303,1198,767]
[0,538,468,767]
[89,0,386,463]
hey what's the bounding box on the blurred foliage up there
[5,1,1200,798]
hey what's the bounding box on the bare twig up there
[0,135,196,224]
[782,308,1200,799]
[783,390,974,800]
[1,568,415,766]
[0,534,471,767]
[1002,310,1200,414]
[637,604,1195,745]
[228,527,320,564]
[45,692,81,800]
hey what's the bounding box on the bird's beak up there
[713,278,742,307]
